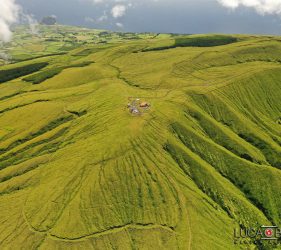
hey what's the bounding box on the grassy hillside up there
[0,27,280,249]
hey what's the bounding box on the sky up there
[2,0,281,42]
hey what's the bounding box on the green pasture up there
[0,27,280,249]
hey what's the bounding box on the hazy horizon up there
[2,0,281,43]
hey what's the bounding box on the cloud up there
[111,4,127,18]
[91,0,104,3]
[83,0,134,22]
[85,0,131,5]
[98,14,108,22]
[116,22,124,28]
[84,16,95,23]
[0,52,11,62]
[217,0,281,15]
[0,0,21,42]
[85,11,108,23]
[23,14,39,35]
[0,0,39,43]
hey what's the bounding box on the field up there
[0,26,280,249]
[0,25,158,64]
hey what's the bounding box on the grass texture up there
[0,28,280,249]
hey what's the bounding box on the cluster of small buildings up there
[127,98,150,115]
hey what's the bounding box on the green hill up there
[0,26,280,249]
